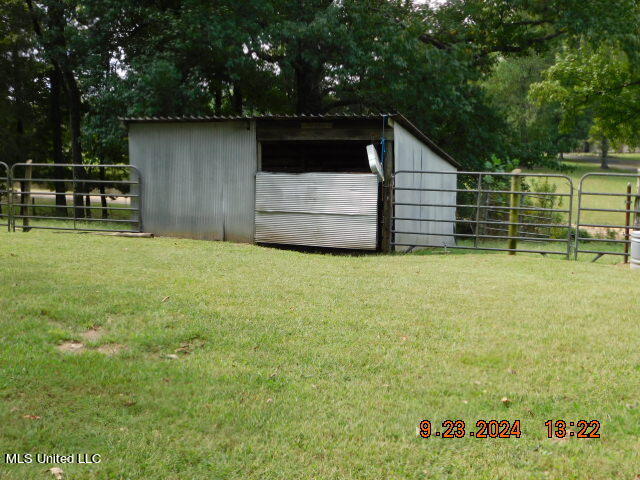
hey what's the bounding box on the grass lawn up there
[609,152,640,163]
[1,232,640,479]
[415,238,626,264]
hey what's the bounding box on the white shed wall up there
[393,123,457,250]
[128,121,257,242]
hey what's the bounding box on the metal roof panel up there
[122,112,460,168]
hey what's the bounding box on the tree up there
[530,42,640,169]
[483,55,590,167]
[418,0,640,61]
[242,0,411,114]
[24,0,91,215]
[590,124,611,170]
[5,0,640,181]
[0,0,50,166]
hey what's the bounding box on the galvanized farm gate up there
[392,170,575,258]
[575,171,640,262]
[6,163,143,233]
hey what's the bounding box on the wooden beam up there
[508,169,522,255]
[381,143,394,253]
[22,160,32,232]
[257,126,392,142]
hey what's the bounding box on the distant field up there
[1,232,640,479]
[566,152,640,168]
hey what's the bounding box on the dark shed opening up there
[256,118,388,174]
[260,141,372,173]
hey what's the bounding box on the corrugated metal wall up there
[128,121,256,242]
[393,123,457,250]
[255,172,379,250]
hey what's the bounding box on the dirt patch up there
[57,335,126,356]
[174,339,206,356]
[57,342,85,354]
[582,226,626,240]
[81,326,104,342]
[96,343,127,356]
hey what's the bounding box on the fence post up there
[635,170,640,228]
[2,163,11,232]
[22,160,32,232]
[508,169,522,254]
[625,182,632,263]
[474,173,483,248]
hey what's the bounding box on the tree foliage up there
[484,55,590,167]
[531,43,640,148]
[3,0,640,172]
[0,0,49,164]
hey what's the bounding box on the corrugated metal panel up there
[256,173,378,215]
[393,123,457,251]
[255,172,378,250]
[255,213,378,249]
[128,121,256,242]
[221,123,257,242]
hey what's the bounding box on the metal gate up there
[392,170,574,258]
[575,172,640,262]
[8,163,142,233]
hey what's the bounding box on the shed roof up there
[121,112,459,168]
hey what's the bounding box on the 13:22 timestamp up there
[545,420,601,439]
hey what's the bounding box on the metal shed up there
[123,113,459,251]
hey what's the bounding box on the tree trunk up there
[600,137,610,170]
[41,0,86,218]
[214,87,222,115]
[232,83,243,114]
[294,62,324,114]
[99,167,108,219]
[85,194,92,219]
[50,66,67,217]
[62,69,86,218]
[16,118,27,222]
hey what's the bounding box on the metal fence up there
[575,172,640,262]
[1,162,638,263]
[7,163,142,233]
[392,170,574,258]
[0,162,10,231]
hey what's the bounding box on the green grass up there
[1,232,640,479]
[414,238,626,264]
[610,152,640,163]
[608,152,640,163]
